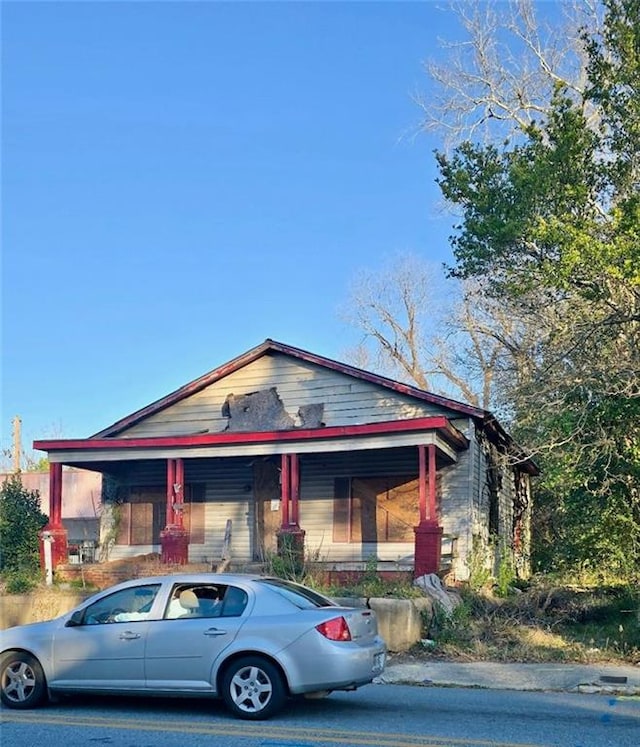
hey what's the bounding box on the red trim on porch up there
[35,416,468,453]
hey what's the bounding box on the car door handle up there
[203,628,227,637]
[119,631,141,640]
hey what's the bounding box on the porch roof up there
[35,416,468,466]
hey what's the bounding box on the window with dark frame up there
[116,484,206,546]
[333,476,420,543]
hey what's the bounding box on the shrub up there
[4,568,40,594]
[0,474,48,575]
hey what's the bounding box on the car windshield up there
[258,578,336,609]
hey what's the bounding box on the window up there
[333,476,419,543]
[163,583,248,619]
[258,578,335,609]
[116,484,206,545]
[82,584,160,625]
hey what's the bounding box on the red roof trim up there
[36,416,468,453]
[91,339,485,438]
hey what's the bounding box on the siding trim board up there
[43,431,461,465]
[36,415,467,459]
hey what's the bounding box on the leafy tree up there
[435,0,640,577]
[0,474,48,574]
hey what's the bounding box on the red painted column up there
[39,462,68,572]
[280,453,290,528]
[160,457,189,564]
[166,458,176,526]
[175,458,185,529]
[277,453,305,566]
[414,443,443,578]
[418,444,427,523]
[290,453,300,527]
[428,443,437,520]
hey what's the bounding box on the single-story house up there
[34,339,537,581]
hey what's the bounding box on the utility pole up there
[12,415,22,473]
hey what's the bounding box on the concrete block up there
[369,597,430,652]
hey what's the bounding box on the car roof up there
[109,573,275,588]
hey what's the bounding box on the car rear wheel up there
[221,656,286,720]
[0,652,47,709]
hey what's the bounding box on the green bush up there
[4,568,40,594]
[0,474,48,575]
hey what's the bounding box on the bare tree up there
[340,254,543,411]
[416,0,603,146]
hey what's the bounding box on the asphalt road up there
[1,684,639,747]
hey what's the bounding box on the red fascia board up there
[35,416,467,453]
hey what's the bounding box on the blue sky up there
[0,1,518,454]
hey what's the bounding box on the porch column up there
[414,444,443,578]
[160,457,189,564]
[39,462,68,573]
[277,453,305,566]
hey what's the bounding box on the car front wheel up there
[0,652,47,709]
[221,656,286,720]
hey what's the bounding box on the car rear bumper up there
[280,633,387,695]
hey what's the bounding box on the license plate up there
[373,652,385,672]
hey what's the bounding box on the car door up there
[50,583,161,691]
[144,583,249,692]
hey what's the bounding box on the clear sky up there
[0,1,534,455]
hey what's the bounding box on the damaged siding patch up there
[222,387,324,432]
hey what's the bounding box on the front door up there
[253,459,281,560]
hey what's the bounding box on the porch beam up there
[35,415,468,452]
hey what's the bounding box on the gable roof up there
[91,338,486,439]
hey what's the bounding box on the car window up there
[165,583,226,619]
[163,583,249,619]
[83,584,160,625]
[219,586,248,617]
[257,578,336,609]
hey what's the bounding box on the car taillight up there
[316,616,352,641]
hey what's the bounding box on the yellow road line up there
[0,711,546,747]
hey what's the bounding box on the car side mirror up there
[65,610,85,627]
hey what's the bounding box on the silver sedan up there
[0,573,386,719]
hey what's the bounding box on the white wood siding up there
[117,353,443,438]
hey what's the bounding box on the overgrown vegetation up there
[0,474,48,592]
[421,581,640,665]
[344,0,640,582]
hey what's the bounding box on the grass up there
[306,569,639,665]
[415,582,640,665]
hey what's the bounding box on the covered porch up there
[35,416,468,579]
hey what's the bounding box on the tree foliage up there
[342,0,639,579]
[0,474,48,574]
[435,0,640,577]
